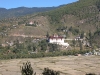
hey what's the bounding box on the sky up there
[0,0,78,9]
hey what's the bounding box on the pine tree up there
[20,61,36,75]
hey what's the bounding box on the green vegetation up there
[0,47,90,59]
[41,0,99,23]
[90,29,100,48]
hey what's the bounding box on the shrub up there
[86,73,96,75]
[20,61,36,75]
[42,67,60,75]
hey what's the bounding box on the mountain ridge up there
[0,6,58,19]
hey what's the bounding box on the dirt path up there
[0,55,100,75]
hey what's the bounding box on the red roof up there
[49,36,63,39]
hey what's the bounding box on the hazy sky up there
[0,0,78,9]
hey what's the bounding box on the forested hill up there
[0,7,57,19]
[39,0,100,46]
[42,0,100,24]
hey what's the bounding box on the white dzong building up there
[49,34,69,48]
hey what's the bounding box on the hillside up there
[41,0,100,46]
[0,0,100,46]
[0,7,57,19]
[42,0,100,32]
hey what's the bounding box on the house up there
[2,43,8,47]
[49,34,69,48]
[29,21,33,25]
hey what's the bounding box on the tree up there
[48,43,60,52]
[32,43,37,52]
[27,45,32,51]
[88,30,92,46]
[20,61,36,75]
[14,39,20,48]
[79,40,83,50]
[80,31,84,39]
[46,32,49,38]
[42,67,60,75]
[86,73,96,75]
[72,40,76,50]
[39,40,48,52]
[96,0,100,11]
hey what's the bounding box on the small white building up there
[49,34,69,48]
[29,21,33,25]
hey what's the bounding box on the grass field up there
[0,55,100,75]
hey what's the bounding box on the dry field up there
[0,55,100,75]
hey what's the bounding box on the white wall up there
[49,38,64,44]
[49,38,69,47]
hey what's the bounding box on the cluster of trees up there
[0,38,61,59]
[56,26,80,38]
[0,47,90,59]
[89,29,100,48]
[11,39,54,53]
[69,26,80,35]
[70,29,100,50]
